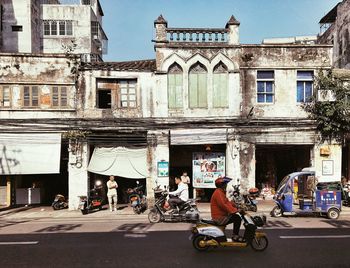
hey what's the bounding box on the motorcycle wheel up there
[192,235,210,252]
[250,236,268,251]
[271,206,282,217]
[52,202,61,210]
[148,211,161,223]
[133,206,141,214]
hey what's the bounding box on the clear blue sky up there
[100,0,340,62]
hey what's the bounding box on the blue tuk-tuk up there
[270,171,342,219]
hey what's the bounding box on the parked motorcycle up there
[78,180,103,215]
[148,189,199,223]
[127,181,148,214]
[190,211,268,252]
[230,184,258,212]
[52,194,68,210]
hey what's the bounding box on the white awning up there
[170,129,227,145]
[87,147,148,179]
[0,133,61,175]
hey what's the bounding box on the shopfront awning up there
[0,133,61,175]
[87,147,148,179]
[170,129,227,145]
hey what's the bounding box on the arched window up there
[213,62,228,108]
[189,62,207,108]
[168,63,183,108]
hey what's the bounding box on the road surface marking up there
[280,235,350,239]
[0,241,39,245]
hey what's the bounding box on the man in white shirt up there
[168,177,189,212]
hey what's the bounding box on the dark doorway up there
[255,145,312,190]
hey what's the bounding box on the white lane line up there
[0,241,39,245]
[280,235,350,239]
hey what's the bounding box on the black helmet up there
[215,176,232,188]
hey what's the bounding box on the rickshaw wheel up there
[271,206,282,217]
[327,208,340,220]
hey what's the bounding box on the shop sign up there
[157,161,169,177]
[192,152,225,188]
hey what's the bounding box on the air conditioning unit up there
[93,34,99,40]
[317,90,336,102]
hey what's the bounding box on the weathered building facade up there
[0,9,344,209]
[318,0,350,181]
[73,15,341,208]
[0,0,107,61]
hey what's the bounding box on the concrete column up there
[147,130,169,204]
[239,141,255,190]
[68,141,89,210]
[313,142,342,182]
[226,130,241,185]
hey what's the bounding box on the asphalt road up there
[1,221,350,268]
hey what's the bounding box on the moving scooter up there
[190,211,268,252]
[52,194,68,210]
[148,190,200,223]
[78,180,104,215]
[127,181,148,214]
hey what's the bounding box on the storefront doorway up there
[255,145,312,191]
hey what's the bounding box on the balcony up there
[166,28,228,43]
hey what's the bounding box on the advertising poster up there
[192,152,225,188]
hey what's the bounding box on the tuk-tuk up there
[270,171,342,219]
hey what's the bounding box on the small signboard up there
[157,161,169,177]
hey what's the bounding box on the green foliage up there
[303,70,350,143]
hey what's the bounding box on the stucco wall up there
[0,53,76,119]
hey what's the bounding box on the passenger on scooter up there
[167,177,189,213]
[211,176,245,242]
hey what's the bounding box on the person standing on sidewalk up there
[107,175,118,212]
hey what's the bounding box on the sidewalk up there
[0,199,276,220]
[1,199,350,220]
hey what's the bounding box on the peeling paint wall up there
[318,0,350,69]
[79,69,155,118]
[0,53,76,119]
[41,5,93,55]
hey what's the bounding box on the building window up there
[257,71,274,103]
[97,89,111,109]
[0,86,11,107]
[23,86,39,107]
[119,80,137,108]
[297,71,314,103]
[213,62,228,108]
[43,20,73,36]
[52,86,68,107]
[168,63,183,109]
[189,62,207,108]
[91,21,99,37]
